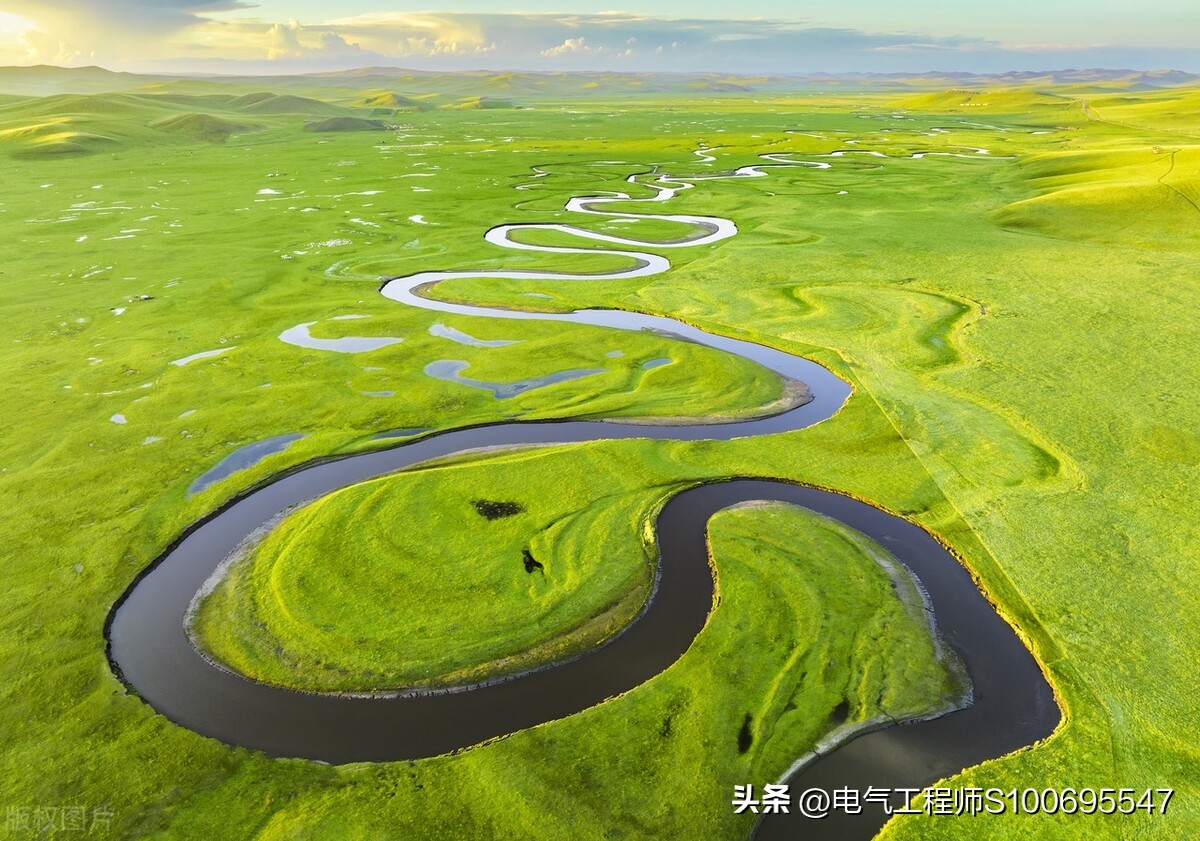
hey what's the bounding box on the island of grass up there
[190,446,673,692]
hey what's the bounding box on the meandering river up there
[107,151,1058,839]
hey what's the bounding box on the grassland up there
[191,447,674,693]
[1,69,1199,839]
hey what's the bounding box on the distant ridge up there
[0,65,1197,98]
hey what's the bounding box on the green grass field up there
[2,69,1199,838]
[191,447,675,693]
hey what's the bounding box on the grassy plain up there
[192,447,673,693]
[1,71,1199,839]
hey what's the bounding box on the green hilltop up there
[149,113,257,143]
[303,116,388,132]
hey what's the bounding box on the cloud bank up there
[1,5,1197,73]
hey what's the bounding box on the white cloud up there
[264,20,364,60]
[540,37,603,58]
[0,11,34,36]
[17,28,85,64]
[265,20,301,59]
[4,0,250,65]
[395,36,496,57]
[2,8,1197,74]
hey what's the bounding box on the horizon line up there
[1,63,1195,79]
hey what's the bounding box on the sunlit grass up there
[1,78,1198,839]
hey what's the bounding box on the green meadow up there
[1,69,1198,838]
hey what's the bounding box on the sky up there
[0,1,1197,75]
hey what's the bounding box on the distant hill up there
[150,113,256,142]
[356,92,423,109]
[0,120,118,158]
[301,67,1200,96]
[2,64,1198,158]
[2,65,1198,100]
[441,96,516,111]
[896,89,1077,113]
[0,89,270,157]
[303,117,387,132]
[993,146,1200,247]
[0,91,169,156]
[234,94,348,116]
[0,65,175,96]
[808,69,1200,94]
[229,92,277,108]
[4,92,172,119]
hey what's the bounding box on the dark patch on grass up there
[737,713,753,754]
[472,499,524,520]
[522,549,544,574]
[830,700,850,725]
[660,695,688,737]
